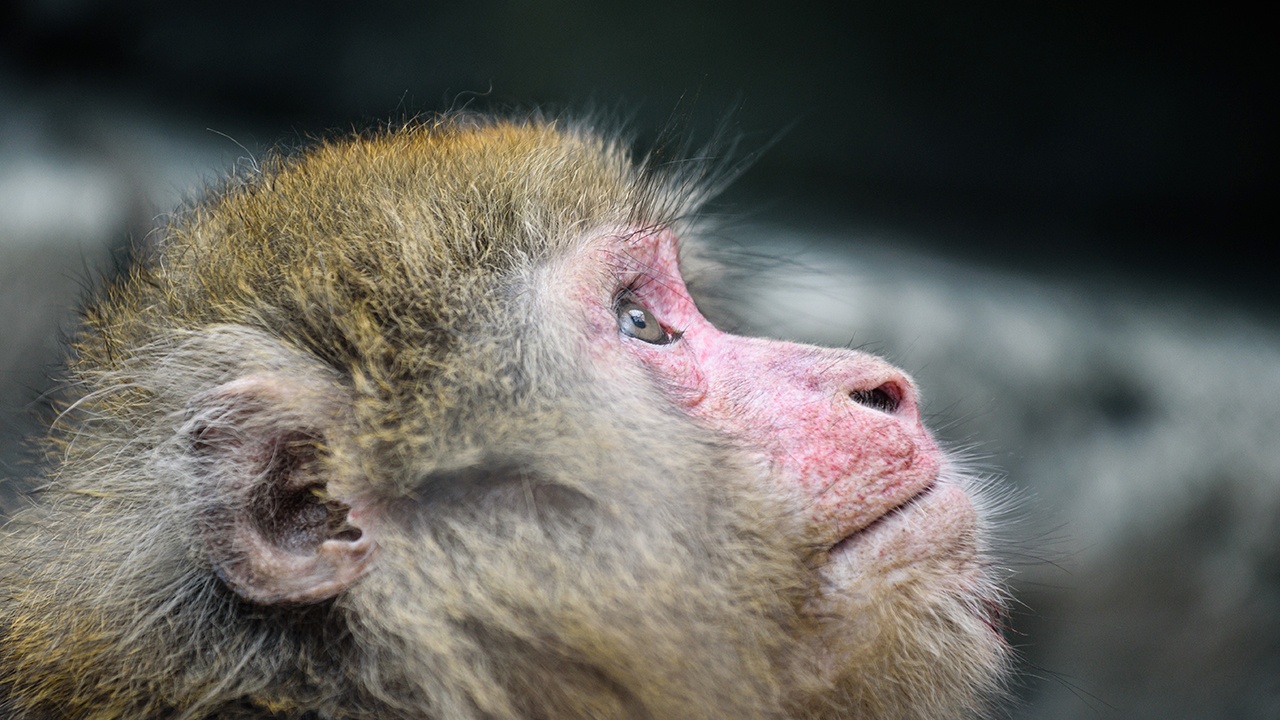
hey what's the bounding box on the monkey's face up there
[560,227,1004,700]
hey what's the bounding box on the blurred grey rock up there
[0,90,229,509]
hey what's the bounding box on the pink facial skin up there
[580,227,978,561]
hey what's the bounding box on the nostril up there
[849,383,901,414]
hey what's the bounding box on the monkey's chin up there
[800,480,1008,719]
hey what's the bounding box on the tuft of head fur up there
[0,114,1008,719]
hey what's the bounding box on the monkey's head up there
[0,117,1008,719]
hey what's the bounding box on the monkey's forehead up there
[154,118,699,300]
[73,118,703,378]
[186,118,671,259]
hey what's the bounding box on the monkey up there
[0,115,1010,719]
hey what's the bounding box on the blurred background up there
[1,2,1275,717]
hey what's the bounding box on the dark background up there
[2,3,1277,719]
[2,1,1274,308]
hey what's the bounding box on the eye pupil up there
[627,308,648,329]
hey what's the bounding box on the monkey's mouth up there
[828,482,937,554]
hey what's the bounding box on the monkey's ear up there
[185,375,376,605]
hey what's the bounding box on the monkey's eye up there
[616,297,677,345]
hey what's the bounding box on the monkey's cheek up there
[821,482,983,595]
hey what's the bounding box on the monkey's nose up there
[847,374,922,420]
[849,383,901,414]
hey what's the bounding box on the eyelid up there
[612,280,646,310]
[616,272,645,296]
[612,287,633,308]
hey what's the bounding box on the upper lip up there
[829,480,937,551]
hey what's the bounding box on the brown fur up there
[0,115,1008,718]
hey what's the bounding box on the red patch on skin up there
[586,227,947,547]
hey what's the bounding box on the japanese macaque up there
[0,115,1009,719]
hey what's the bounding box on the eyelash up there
[621,273,650,293]
[613,275,647,306]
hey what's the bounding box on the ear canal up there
[186,375,377,605]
